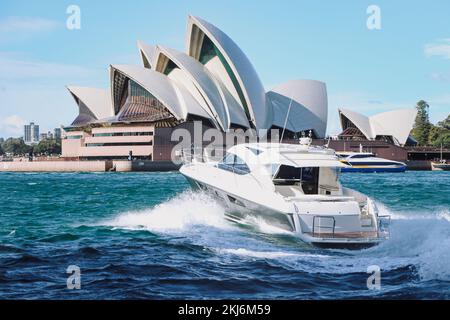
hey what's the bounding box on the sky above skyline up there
[0,0,449,138]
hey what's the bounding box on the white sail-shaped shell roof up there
[137,41,156,69]
[110,64,212,122]
[154,46,228,130]
[370,109,418,146]
[339,108,417,145]
[339,108,373,139]
[186,16,270,131]
[67,86,114,126]
[155,46,250,130]
[267,80,328,138]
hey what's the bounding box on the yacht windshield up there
[217,153,251,175]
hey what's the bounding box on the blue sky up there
[0,0,449,137]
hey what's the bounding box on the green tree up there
[437,114,450,130]
[0,143,4,156]
[429,114,450,148]
[433,132,450,148]
[411,100,432,146]
[33,139,61,155]
[1,138,31,155]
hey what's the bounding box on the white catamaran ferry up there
[337,152,407,173]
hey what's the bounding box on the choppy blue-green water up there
[0,171,449,299]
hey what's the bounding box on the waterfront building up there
[24,122,40,144]
[63,16,328,160]
[54,128,62,140]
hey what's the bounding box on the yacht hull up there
[184,176,296,232]
[182,174,385,249]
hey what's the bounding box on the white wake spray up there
[101,193,450,282]
[102,191,231,232]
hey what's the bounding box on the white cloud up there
[430,72,450,82]
[424,39,450,59]
[0,115,26,137]
[0,53,93,81]
[0,53,104,137]
[429,94,450,106]
[0,16,59,33]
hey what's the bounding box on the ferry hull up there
[341,166,406,173]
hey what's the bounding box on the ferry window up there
[350,154,374,159]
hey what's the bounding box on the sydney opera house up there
[62,15,417,163]
[62,16,328,160]
[338,108,418,146]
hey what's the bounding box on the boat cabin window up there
[349,154,375,159]
[273,165,319,194]
[217,153,251,175]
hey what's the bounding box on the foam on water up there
[219,248,300,259]
[218,248,330,260]
[384,207,450,281]
[240,215,294,235]
[102,191,450,282]
[102,191,231,233]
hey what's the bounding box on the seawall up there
[0,160,180,172]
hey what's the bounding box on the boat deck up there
[305,231,379,239]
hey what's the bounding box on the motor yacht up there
[179,139,390,249]
[431,144,450,171]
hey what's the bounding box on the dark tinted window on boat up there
[273,165,319,194]
[350,154,374,159]
[217,153,250,175]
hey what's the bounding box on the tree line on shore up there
[411,100,450,148]
[0,137,61,157]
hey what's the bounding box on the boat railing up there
[377,215,391,239]
[177,146,228,164]
[310,214,390,241]
[312,216,336,237]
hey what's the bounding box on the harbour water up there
[0,171,449,299]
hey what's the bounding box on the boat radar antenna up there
[299,130,313,146]
[325,136,331,148]
[280,96,294,142]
